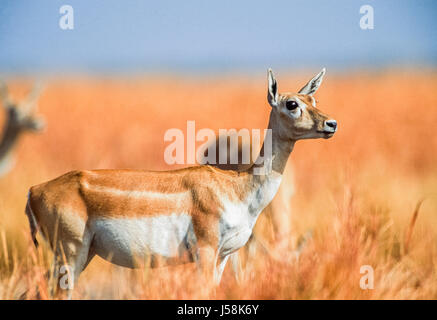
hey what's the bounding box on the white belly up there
[90,214,196,268]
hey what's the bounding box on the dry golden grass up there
[0,70,436,299]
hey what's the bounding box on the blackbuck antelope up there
[0,81,45,176]
[25,68,337,297]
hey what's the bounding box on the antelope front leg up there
[229,252,242,283]
[214,255,230,284]
[196,245,216,284]
[197,246,230,285]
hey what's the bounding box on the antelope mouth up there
[317,130,335,138]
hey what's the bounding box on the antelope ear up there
[267,68,278,107]
[0,81,12,109]
[298,68,326,96]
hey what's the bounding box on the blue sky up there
[0,0,435,74]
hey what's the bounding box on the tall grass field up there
[0,70,436,299]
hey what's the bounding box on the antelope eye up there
[286,100,298,111]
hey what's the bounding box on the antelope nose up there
[325,120,337,131]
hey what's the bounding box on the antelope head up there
[267,68,337,141]
[0,81,45,176]
[0,81,45,132]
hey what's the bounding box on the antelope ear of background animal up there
[298,68,326,96]
[0,81,12,108]
[267,68,278,107]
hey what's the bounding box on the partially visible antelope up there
[0,81,45,176]
[25,68,337,298]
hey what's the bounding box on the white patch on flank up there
[82,182,188,202]
[91,213,194,268]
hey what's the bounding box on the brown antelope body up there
[25,68,337,297]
